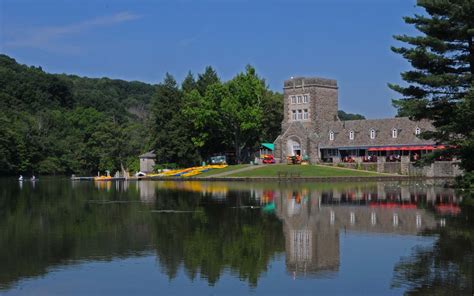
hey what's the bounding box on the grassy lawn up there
[197,164,251,177]
[229,164,383,177]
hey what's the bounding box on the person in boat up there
[18,175,23,181]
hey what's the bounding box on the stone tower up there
[282,77,339,134]
[274,77,339,163]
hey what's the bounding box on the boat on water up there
[18,175,38,182]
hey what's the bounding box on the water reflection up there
[135,180,462,280]
[1,178,470,294]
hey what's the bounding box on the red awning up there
[367,145,445,152]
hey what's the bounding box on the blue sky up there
[0,0,420,118]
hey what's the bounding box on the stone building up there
[273,77,445,166]
[139,151,156,173]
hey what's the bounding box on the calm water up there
[0,178,472,295]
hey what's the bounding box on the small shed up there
[259,143,274,156]
[139,150,156,173]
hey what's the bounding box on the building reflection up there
[269,183,461,279]
[131,180,462,279]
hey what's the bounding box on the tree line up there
[0,54,364,175]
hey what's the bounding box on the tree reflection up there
[0,179,469,292]
[150,189,284,286]
[0,180,284,290]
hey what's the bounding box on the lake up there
[0,178,472,295]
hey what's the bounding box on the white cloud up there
[5,12,141,53]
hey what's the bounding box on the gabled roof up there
[319,117,435,149]
[261,143,275,151]
[139,150,156,159]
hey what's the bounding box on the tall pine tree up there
[389,0,474,180]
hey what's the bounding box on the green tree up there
[389,0,474,180]
[220,66,265,162]
[181,71,197,93]
[337,110,365,121]
[260,90,283,142]
[150,74,198,166]
[196,66,220,96]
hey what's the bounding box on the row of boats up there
[18,175,38,182]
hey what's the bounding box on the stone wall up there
[329,160,462,178]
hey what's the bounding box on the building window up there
[291,96,296,104]
[303,95,309,103]
[297,96,302,104]
[392,128,398,138]
[349,130,355,140]
[329,131,334,141]
[370,129,376,139]
[303,109,308,120]
[292,110,297,121]
[415,127,421,135]
[297,110,303,120]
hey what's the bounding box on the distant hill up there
[0,54,155,175]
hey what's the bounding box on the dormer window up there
[415,127,421,135]
[329,131,334,141]
[349,130,354,140]
[392,128,398,138]
[370,129,376,139]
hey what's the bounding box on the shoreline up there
[146,175,455,182]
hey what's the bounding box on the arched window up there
[370,129,376,139]
[349,130,354,140]
[329,131,334,141]
[392,128,398,138]
[415,127,421,135]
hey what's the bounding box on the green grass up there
[229,164,384,177]
[197,164,251,177]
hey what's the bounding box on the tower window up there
[329,131,334,141]
[415,127,421,135]
[291,96,296,104]
[303,109,308,120]
[370,129,376,139]
[349,130,354,140]
[303,95,309,103]
[297,96,302,104]
[292,110,297,120]
[297,110,302,120]
[392,128,398,138]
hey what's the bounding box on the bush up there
[455,172,474,189]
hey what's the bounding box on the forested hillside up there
[0,54,154,175]
[0,54,364,175]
